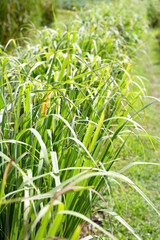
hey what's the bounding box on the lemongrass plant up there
[0,0,159,239]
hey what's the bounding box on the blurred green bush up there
[0,0,56,45]
[147,0,160,27]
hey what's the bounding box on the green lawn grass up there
[101,29,160,239]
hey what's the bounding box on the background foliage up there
[0,0,56,44]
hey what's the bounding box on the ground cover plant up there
[0,0,160,239]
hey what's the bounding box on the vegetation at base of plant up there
[0,0,160,239]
